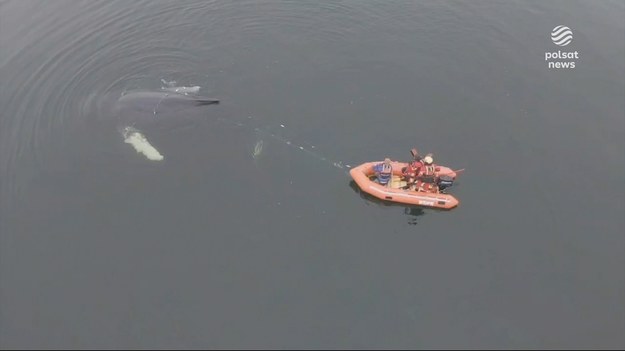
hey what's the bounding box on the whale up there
[114,90,218,124]
[106,90,220,161]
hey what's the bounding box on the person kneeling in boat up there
[373,158,393,187]
[402,149,424,191]
[415,154,439,193]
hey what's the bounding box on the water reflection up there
[348,180,426,225]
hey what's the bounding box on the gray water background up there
[1,0,624,348]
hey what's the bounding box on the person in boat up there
[402,149,424,190]
[415,154,439,193]
[373,158,393,187]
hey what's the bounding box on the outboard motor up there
[437,175,454,191]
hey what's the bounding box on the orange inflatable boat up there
[349,161,460,209]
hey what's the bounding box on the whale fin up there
[122,126,164,161]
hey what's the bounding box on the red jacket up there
[403,160,423,178]
[419,164,437,177]
[417,164,439,184]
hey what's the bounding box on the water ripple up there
[0,0,425,204]
[0,0,224,202]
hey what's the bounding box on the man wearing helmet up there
[416,153,439,193]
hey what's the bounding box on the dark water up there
[1,0,624,348]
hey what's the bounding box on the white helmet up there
[423,155,433,165]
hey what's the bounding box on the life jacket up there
[418,164,437,183]
[403,160,422,178]
[375,163,392,185]
[410,161,423,174]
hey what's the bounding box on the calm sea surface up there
[1,0,623,348]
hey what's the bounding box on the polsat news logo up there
[545,25,579,69]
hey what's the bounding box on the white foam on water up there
[161,79,177,87]
[253,140,263,159]
[122,127,164,161]
[160,79,201,95]
[162,86,201,95]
